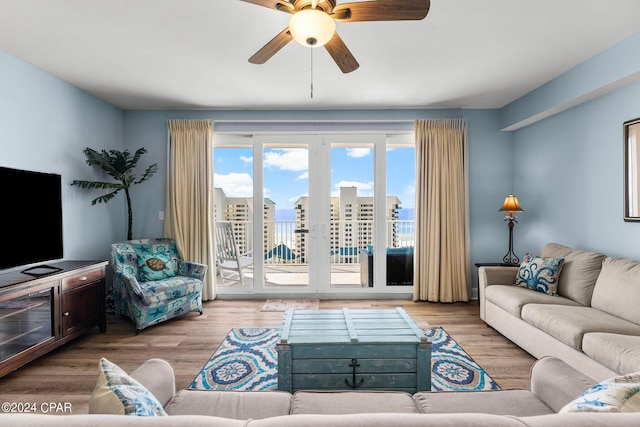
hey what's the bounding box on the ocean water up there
[275,209,297,221]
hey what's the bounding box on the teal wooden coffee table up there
[276,307,431,393]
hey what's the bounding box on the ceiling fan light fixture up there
[289,9,336,47]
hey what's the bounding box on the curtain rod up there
[213,120,415,133]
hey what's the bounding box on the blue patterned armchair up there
[110,238,207,334]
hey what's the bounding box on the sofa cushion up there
[166,390,293,419]
[521,413,640,426]
[530,356,596,413]
[559,371,640,413]
[413,390,553,416]
[485,285,580,318]
[541,243,606,306]
[291,390,419,414]
[251,413,525,427]
[591,257,640,325]
[514,255,564,295]
[88,358,167,416]
[386,247,414,255]
[0,414,247,426]
[520,304,640,350]
[582,333,640,375]
[126,240,178,281]
[137,251,176,282]
[129,358,176,408]
[138,276,203,305]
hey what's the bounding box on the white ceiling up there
[1,0,640,111]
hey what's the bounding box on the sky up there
[213,145,415,217]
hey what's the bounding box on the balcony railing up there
[228,219,415,266]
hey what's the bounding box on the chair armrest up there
[479,266,519,286]
[530,356,596,412]
[115,272,143,298]
[176,259,208,280]
[241,249,253,257]
[130,358,177,408]
[478,266,518,320]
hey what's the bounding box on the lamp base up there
[502,252,520,265]
[503,216,519,265]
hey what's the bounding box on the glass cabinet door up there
[0,284,55,363]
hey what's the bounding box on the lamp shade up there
[289,9,336,47]
[499,194,523,213]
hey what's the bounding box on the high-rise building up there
[213,188,275,255]
[295,187,401,263]
[215,187,402,264]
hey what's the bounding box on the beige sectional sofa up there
[1,356,639,426]
[480,242,640,382]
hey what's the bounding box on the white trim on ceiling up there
[213,120,415,134]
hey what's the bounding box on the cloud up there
[239,155,253,163]
[335,180,374,191]
[346,148,371,158]
[405,184,415,196]
[214,172,253,197]
[297,171,309,180]
[264,149,308,172]
[402,184,415,206]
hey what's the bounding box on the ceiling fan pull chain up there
[310,47,314,99]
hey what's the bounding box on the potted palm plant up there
[71,147,158,240]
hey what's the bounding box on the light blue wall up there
[510,80,640,259]
[501,32,640,132]
[500,31,640,260]
[465,110,515,263]
[0,50,125,266]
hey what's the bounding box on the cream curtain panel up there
[165,119,216,300]
[413,119,469,302]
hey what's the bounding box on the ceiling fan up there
[241,0,431,73]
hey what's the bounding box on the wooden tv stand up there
[0,260,108,378]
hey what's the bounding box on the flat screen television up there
[0,166,63,274]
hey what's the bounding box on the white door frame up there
[213,131,414,299]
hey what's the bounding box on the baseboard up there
[216,292,414,300]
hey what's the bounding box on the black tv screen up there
[0,166,63,271]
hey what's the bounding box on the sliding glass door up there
[326,136,379,289]
[262,139,312,289]
[213,132,414,297]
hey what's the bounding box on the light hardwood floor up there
[0,299,535,414]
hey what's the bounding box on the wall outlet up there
[159,211,165,221]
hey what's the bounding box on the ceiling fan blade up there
[239,0,294,13]
[324,32,359,74]
[333,0,430,22]
[249,28,293,64]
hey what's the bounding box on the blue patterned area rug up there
[188,327,499,392]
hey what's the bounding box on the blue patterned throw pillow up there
[514,254,564,295]
[88,358,167,416]
[560,371,640,412]
[137,252,175,282]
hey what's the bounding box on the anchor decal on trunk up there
[345,358,364,388]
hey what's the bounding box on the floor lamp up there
[499,195,523,265]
